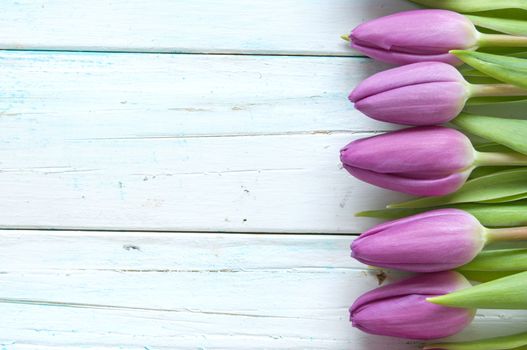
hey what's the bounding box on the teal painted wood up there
[0,0,417,55]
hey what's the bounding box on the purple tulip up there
[351,62,463,125]
[349,62,527,126]
[346,10,478,65]
[352,209,486,272]
[340,126,527,196]
[350,271,475,340]
[340,127,473,196]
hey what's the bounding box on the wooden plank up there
[0,0,417,55]
[0,231,523,350]
[0,50,406,233]
[0,51,395,137]
[0,131,406,233]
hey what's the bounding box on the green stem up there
[479,33,527,48]
[470,83,527,97]
[476,151,527,166]
[486,226,527,242]
[340,34,350,42]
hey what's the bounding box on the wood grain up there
[2,1,524,349]
[0,50,405,233]
[0,230,525,350]
[0,0,417,55]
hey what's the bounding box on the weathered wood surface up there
[0,51,406,233]
[0,231,525,349]
[0,0,417,55]
[1,1,524,349]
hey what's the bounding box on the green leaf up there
[429,271,527,309]
[465,76,505,84]
[460,249,527,271]
[389,168,527,208]
[425,331,527,350]
[469,166,512,178]
[459,270,516,283]
[356,208,429,220]
[468,15,527,36]
[475,143,515,152]
[408,0,527,12]
[466,96,527,106]
[359,200,527,227]
[462,51,527,83]
[453,113,527,155]
[460,64,488,77]
[479,192,527,203]
[451,51,527,89]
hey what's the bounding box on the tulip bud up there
[350,271,475,340]
[349,62,527,126]
[340,126,527,196]
[352,208,527,272]
[352,209,485,272]
[344,9,527,66]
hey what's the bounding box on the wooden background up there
[0,1,525,349]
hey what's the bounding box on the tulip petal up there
[352,209,484,272]
[351,272,475,340]
[353,294,474,340]
[349,62,464,102]
[351,10,478,53]
[351,272,470,314]
[352,42,462,66]
[345,165,469,196]
[359,208,461,237]
[355,81,467,125]
[340,126,475,176]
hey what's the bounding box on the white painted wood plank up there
[0,51,405,232]
[0,231,523,350]
[0,0,417,55]
[0,51,394,137]
[0,132,406,232]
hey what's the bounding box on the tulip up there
[350,271,475,340]
[340,126,527,196]
[343,9,527,66]
[349,62,527,126]
[352,209,527,272]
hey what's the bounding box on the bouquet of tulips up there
[342,1,527,348]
